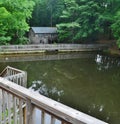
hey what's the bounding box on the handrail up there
[0,77,108,124]
[0,66,25,77]
[0,66,27,87]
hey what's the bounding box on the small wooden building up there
[29,27,57,44]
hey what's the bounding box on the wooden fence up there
[0,66,27,87]
[0,44,109,54]
[0,67,108,124]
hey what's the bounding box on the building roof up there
[31,27,57,34]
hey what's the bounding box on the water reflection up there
[95,54,120,70]
[29,80,64,102]
[29,81,64,124]
[0,52,95,62]
[88,104,105,114]
[1,52,120,124]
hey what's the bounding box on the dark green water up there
[0,52,120,124]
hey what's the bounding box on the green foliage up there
[0,6,12,44]
[57,0,103,43]
[57,22,80,42]
[15,37,29,44]
[1,0,118,45]
[0,0,35,45]
[55,0,120,45]
[30,0,64,27]
[111,11,120,48]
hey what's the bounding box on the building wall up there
[29,29,57,44]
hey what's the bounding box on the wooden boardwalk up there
[0,66,108,124]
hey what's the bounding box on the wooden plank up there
[51,116,56,124]
[14,76,17,84]
[22,101,33,124]
[13,96,17,124]
[6,66,25,74]
[19,99,23,124]
[0,89,2,124]
[8,93,11,124]
[41,110,45,124]
[21,75,23,85]
[23,106,27,124]
[0,67,7,77]
[3,90,6,124]
[4,73,27,87]
[19,76,21,86]
[16,98,19,124]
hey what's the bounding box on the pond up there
[0,52,120,124]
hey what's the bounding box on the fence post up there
[25,99,34,124]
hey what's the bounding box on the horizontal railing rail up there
[0,66,25,77]
[0,77,108,124]
[0,44,109,53]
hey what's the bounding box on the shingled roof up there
[31,27,57,34]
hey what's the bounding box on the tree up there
[0,0,35,44]
[111,11,120,48]
[30,0,64,27]
[0,6,11,44]
[57,0,103,43]
[98,0,120,39]
[57,0,120,44]
[30,0,48,26]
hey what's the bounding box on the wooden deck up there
[0,66,108,124]
[0,44,109,54]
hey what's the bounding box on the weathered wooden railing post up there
[8,93,11,124]
[51,115,56,124]
[25,99,34,124]
[19,99,24,124]
[23,105,26,124]
[0,91,2,123]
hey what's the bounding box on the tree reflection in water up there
[95,54,120,70]
[29,80,64,102]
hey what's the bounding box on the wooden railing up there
[0,44,109,53]
[0,77,108,124]
[0,66,27,87]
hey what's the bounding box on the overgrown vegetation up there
[0,0,35,45]
[111,11,120,48]
[30,0,120,47]
[56,0,120,44]
[1,0,120,47]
